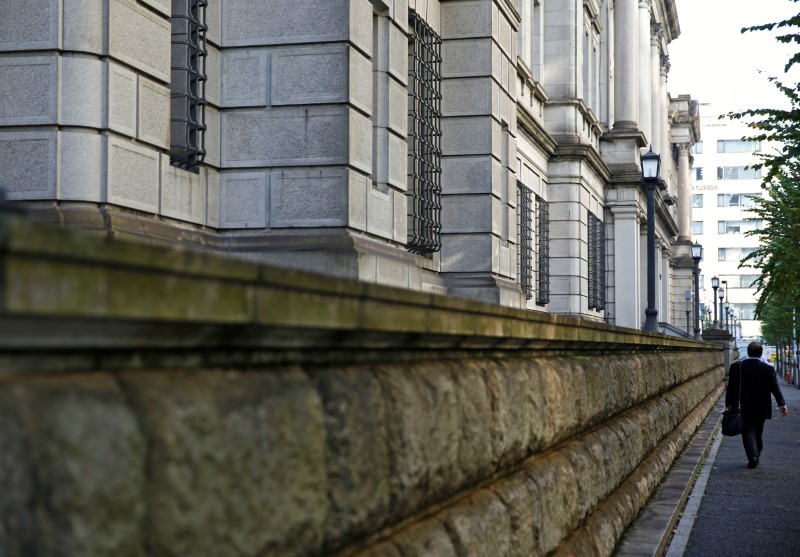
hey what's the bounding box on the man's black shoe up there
[747,458,759,469]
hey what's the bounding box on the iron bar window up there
[517,182,533,300]
[588,211,605,311]
[170,0,208,171]
[535,194,550,306]
[406,10,442,255]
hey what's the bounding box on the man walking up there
[726,341,789,469]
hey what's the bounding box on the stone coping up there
[0,216,716,362]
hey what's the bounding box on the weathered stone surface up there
[0,130,56,199]
[60,130,104,201]
[61,55,104,128]
[489,473,539,557]
[524,452,580,555]
[309,367,391,546]
[108,0,170,81]
[271,44,349,105]
[120,368,327,557]
[107,61,137,137]
[161,161,206,224]
[482,359,534,467]
[138,77,169,148]
[107,137,160,213]
[219,170,268,228]
[0,375,145,557]
[0,0,58,50]
[440,490,511,556]
[0,55,57,126]
[223,0,348,47]
[221,48,269,108]
[270,167,348,227]
[449,361,494,483]
[392,519,457,557]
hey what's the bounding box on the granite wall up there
[0,215,724,556]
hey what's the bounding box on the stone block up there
[107,137,160,213]
[441,38,492,78]
[139,0,169,16]
[497,10,513,58]
[441,491,511,557]
[441,194,492,233]
[441,116,492,156]
[448,361,493,481]
[348,170,368,231]
[63,0,104,52]
[161,160,207,225]
[441,233,493,272]
[11,376,146,557]
[109,0,171,82]
[392,188,407,242]
[204,105,221,168]
[350,48,372,116]
[441,1,492,39]
[219,170,267,228]
[411,0,441,35]
[222,106,347,167]
[0,0,58,50]
[441,156,494,194]
[206,0,222,46]
[221,49,270,108]
[272,44,349,106]
[367,184,392,239]
[60,130,104,201]
[107,61,137,137]
[387,78,407,136]
[350,109,373,174]
[376,251,409,288]
[119,369,327,557]
[393,520,457,556]
[350,0,373,56]
[0,130,56,199]
[442,77,492,117]
[393,0,409,34]
[0,55,58,126]
[388,22,408,86]
[138,77,169,148]
[205,44,221,107]
[388,132,407,188]
[223,0,348,47]
[489,473,540,557]
[61,55,104,128]
[206,168,220,227]
[269,168,348,227]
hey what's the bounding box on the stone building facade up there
[0,0,699,329]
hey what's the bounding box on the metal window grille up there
[535,194,550,306]
[406,10,442,255]
[170,0,208,171]
[588,211,606,311]
[517,182,533,300]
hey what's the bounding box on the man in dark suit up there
[726,341,789,469]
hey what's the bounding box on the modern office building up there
[0,0,699,331]
[690,109,765,339]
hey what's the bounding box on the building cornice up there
[517,104,558,156]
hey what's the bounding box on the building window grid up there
[588,211,605,311]
[170,0,208,171]
[535,193,550,306]
[406,11,443,256]
[517,182,534,300]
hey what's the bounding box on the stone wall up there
[0,216,724,556]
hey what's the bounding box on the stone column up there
[677,144,692,240]
[638,0,652,142]
[660,55,670,166]
[610,206,642,328]
[650,24,662,153]
[613,0,638,130]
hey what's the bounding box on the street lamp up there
[641,147,661,332]
[732,314,738,343]
[718,287,725,331]
[721,280,728,331]
[684,290,692,337]
[691,242,703,339]
[711,276,720,327]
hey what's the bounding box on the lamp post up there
[684,290,692,337]
[691,242,703,339]
[641,148,661,332]
[721,280,728,331]
[711,276,720,327]
[718,287,725,331]
[732,315,738,343]
[705,306,712,330]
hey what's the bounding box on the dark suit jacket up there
[726,357,786,421]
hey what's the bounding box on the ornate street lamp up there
[721,280,729,331]
[711,276,720,327]
[691,242,703,339]
[641,148,661,332]
[718,287,725,331]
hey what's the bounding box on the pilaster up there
[613,0,638,130]
[638,0,652,143]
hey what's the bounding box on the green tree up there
[725,4,800,342]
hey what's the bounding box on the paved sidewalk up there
[680,377,800,556]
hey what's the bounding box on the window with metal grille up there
[535,194,550,306]
[588,211,605,311]
[406,10,442,255]
[170,0,208,171]
[517,182,533,300]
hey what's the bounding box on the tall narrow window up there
[170,0,208,171]
[517,182,533,300]
[407,10,442,255]
[588,211,605,311]
[535,194,550,306]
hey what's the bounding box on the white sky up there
[668,0,800,116]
